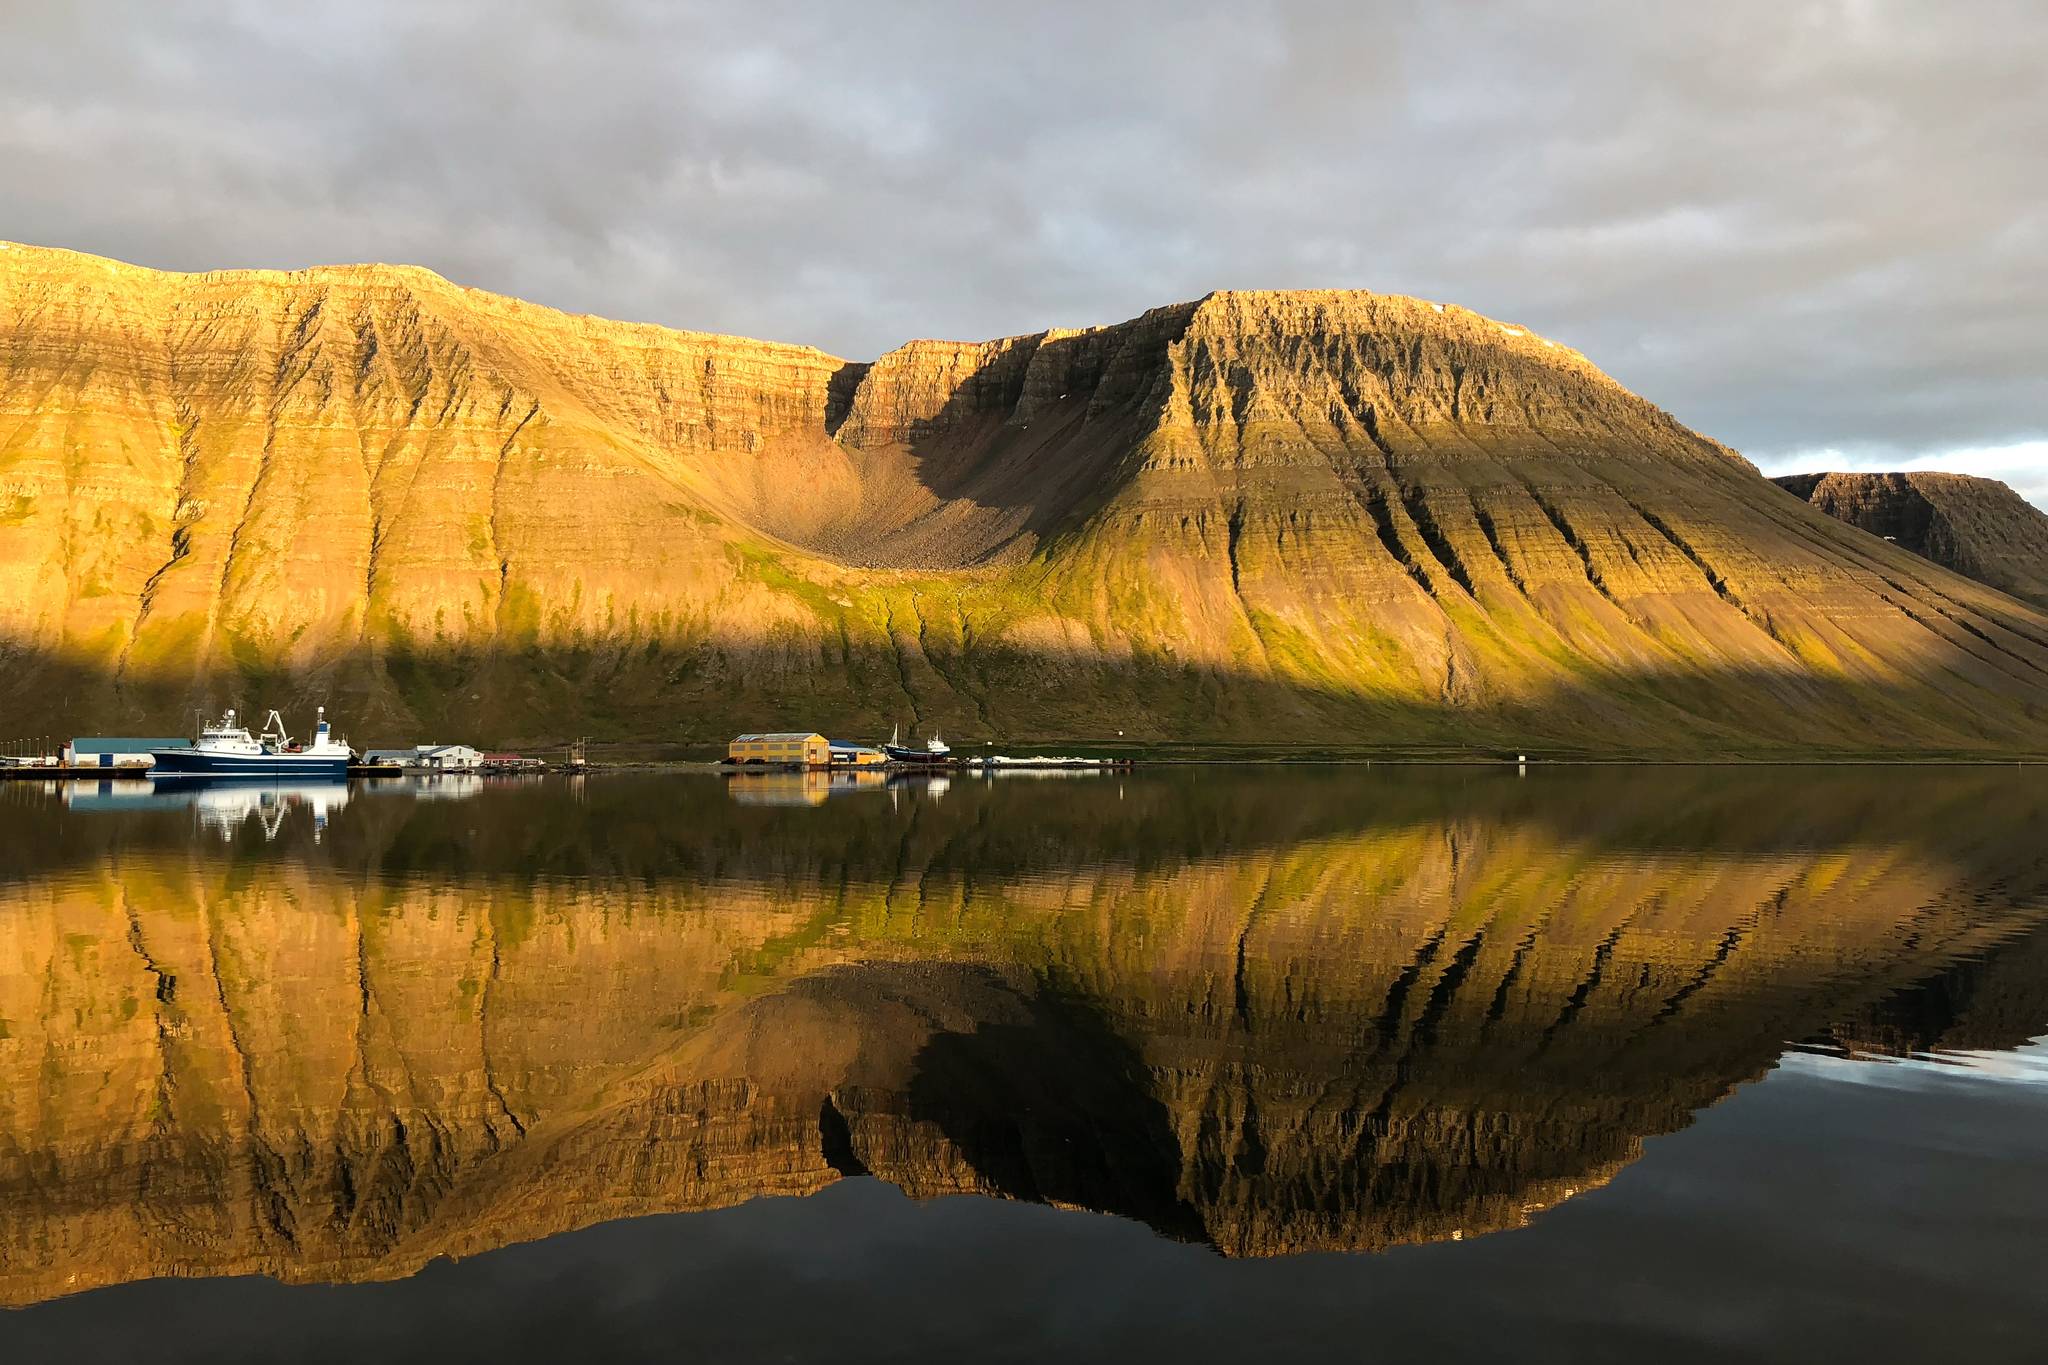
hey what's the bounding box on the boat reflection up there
[63,776,352,841]
[166,777,351,842]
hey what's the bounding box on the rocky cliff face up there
[2,771,2044,1300]
[4,242,2046,752]
[1774,471,2048,610]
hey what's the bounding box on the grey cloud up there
[2,0,2043,501]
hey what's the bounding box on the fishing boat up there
[882,724,953,765]
[150,708,353,779]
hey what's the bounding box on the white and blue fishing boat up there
[151,708,353,779]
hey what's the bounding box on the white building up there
[66,738,185,770]
[362,744,484,773]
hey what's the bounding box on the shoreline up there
[8,752,2044,782]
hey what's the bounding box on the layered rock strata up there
[1775,470,2048,610]
[4,242,2047,752]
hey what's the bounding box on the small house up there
[727,732,831,768]
[828,741,887,768]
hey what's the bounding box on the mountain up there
[1774,471,2048,611]
[3,241,2046,753]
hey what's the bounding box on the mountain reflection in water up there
[0,767,2044,1307]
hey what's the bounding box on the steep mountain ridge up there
[3,241,2045,751]
[1775,470,2048,610]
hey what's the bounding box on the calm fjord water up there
[2,767,2045,1362]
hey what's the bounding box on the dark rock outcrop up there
[1775,470,2048,610]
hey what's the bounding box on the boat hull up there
[883,745,953,764]
[149,749,350,779]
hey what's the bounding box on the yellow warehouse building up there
[727,732,831,767]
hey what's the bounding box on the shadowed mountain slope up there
[1774,471,2048,610]
[3,242,2046,752]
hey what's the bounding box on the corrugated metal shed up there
[70,738,183,754]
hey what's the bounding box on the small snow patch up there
[1429,302,1444,313]
[1496,325,1525,338]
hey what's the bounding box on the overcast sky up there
[4,1,2043,504]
